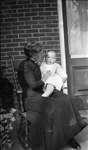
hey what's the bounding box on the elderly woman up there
[18,41,86,150]
[18,41,46,149]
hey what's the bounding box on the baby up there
[40,50,67,97]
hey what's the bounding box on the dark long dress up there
[18,59,86,150]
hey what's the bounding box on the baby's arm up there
[42,71,51,82]
[40,63,51,82]
[56,65,67,83]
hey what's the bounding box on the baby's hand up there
[42,71,51,82]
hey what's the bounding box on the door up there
[62,0,88,109]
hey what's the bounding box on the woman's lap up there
[25,90,85,149]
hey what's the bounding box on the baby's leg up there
[42,84,54,97]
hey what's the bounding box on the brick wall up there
[0,0,60,83]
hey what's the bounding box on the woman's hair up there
[24,41,42,58]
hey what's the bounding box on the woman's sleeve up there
[40,62,45,78]
[24,62,44,90]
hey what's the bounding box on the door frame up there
[62,0,88,97]
[61,0,72,95]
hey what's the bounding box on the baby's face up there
[46,51,56,64]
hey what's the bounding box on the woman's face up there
[32,51,44,65]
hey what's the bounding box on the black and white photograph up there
[0,0,88,150]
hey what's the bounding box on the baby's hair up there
[44,50,56,56]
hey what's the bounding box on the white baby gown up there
[40,62,67,91]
